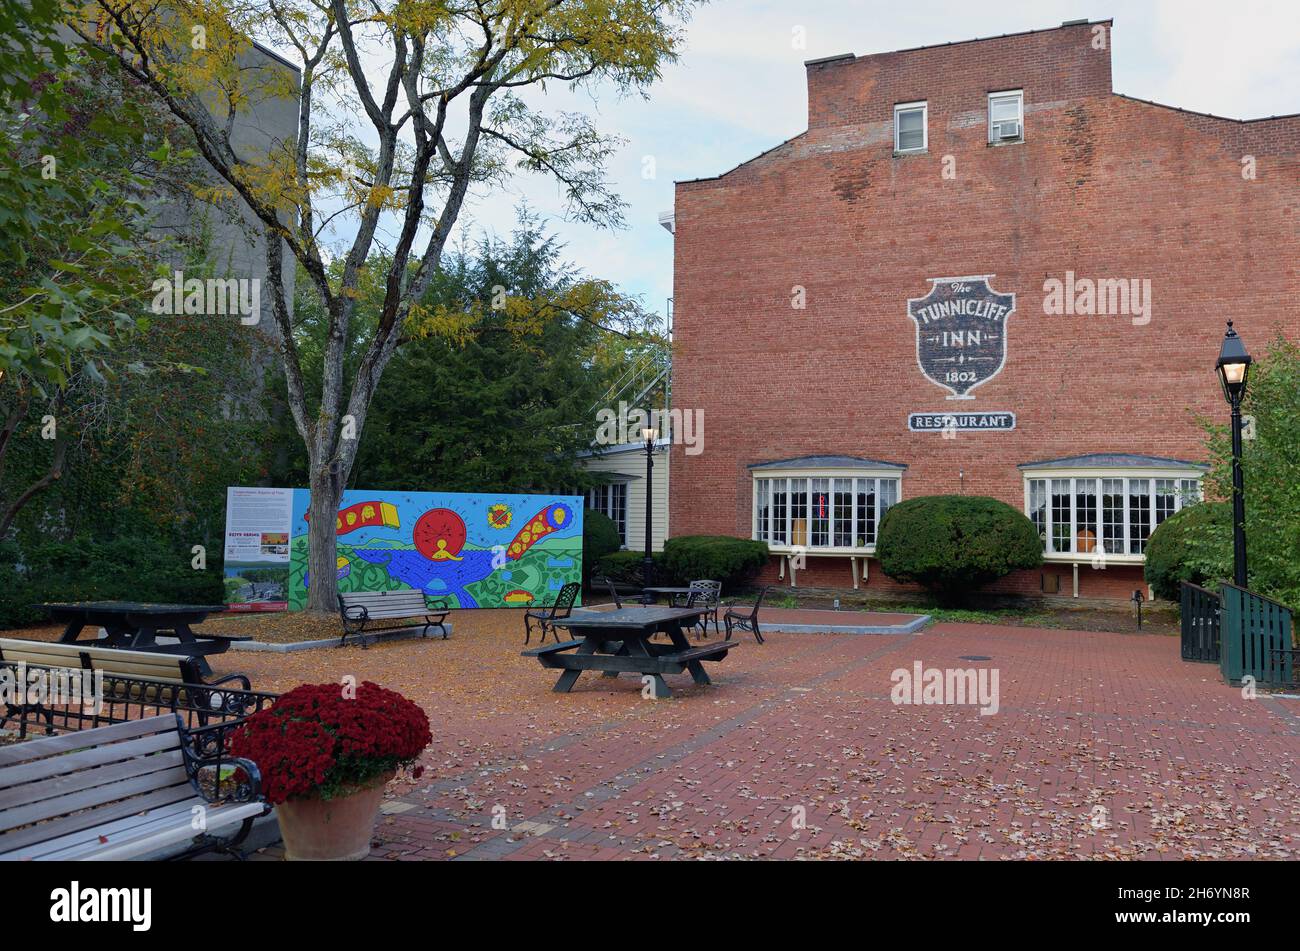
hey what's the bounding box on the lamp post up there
[640,426,659,599]
[1215,320,1252,589]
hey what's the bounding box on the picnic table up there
[522,606,737,699]
[42,601,245,677]
[641,586,694,606]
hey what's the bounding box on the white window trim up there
[752,467,903,556]
[587,483,629,548]
[988,89,1024,144]
[1022,467,1203,565]
[893,101,928,154]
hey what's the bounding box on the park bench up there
[0,714,267,861]
[0,639,258,737]
[0,638,251,689]
[337,590,450,647]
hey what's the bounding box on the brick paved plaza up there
[223,612,1300,861]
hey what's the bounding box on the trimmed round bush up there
[657,535,768,591]
[1144,501,1232,601]
[876,495,1042,604]
[593,550,653,586]
[582,508,623,585]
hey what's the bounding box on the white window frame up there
[988,90,1024,144]
[893,101,928,154]
[587,482,628,547]
[752,467,903,556]
[1022,467,1203,564]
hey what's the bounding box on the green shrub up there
[0,537,225,629]
[658,535,769,591]
[1144,502,1232,601]
[876,495,1042,604]
[582,508,623,585]
[593,550,654,586]
[1202,336,1300,609]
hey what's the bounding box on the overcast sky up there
[335,1,1300,330]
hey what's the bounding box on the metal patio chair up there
[723,586,771,644]
[523,581,581,645]
[686,579,722,639]
[603,576,624,609]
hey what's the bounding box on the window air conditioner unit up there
[998,121,1021,140]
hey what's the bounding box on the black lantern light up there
[639,426,659,599]
[1216,321,1252,588]
[1216,320,1252,403]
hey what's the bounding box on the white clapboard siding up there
[578,443,669,553]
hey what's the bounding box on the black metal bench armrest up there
[425,598,451,611]
[180,719,264,805]
[189,753,264,805]
[340,604,370,621]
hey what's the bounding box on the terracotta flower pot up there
[276,770,395,861]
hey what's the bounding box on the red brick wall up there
[669,22,1300,601]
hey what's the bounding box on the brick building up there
[667,19,1300,601]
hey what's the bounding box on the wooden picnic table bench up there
[42,601,247,677]
[0,715,267,861]
[337,590,450,647]
[523,606,737,698]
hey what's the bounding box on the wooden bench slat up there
[0,716,176,767]
[0,732,182,794]
[5,799,200,861]
[0,639,188,667]
[0,788,199,859]
[340,593,429,604]
[521,639,586,657]
[0,765,191,834]
[347,597,430,603]
[82,801,264,862]
[3,654,187,679]
[0,750,185,813]
[659,642,737,663]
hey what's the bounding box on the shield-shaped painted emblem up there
[907,276,1015,399]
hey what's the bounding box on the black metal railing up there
[1180,582,1221,663]
[0,662,277,755]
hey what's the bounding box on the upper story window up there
[894,101,927,154]
[750,456,906,553]
[1020,455,1206,561]
[988,90,1024,143]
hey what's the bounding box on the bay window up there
[1022,456,1203,560]
[750,457,906,552]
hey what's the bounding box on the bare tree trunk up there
[305,456,344,612]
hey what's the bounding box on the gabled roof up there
[749,455,908,471]
[1017,453,1207,471]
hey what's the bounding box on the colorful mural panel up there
[285,490,583,611]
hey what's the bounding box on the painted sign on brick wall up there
[908,276,1015,399]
